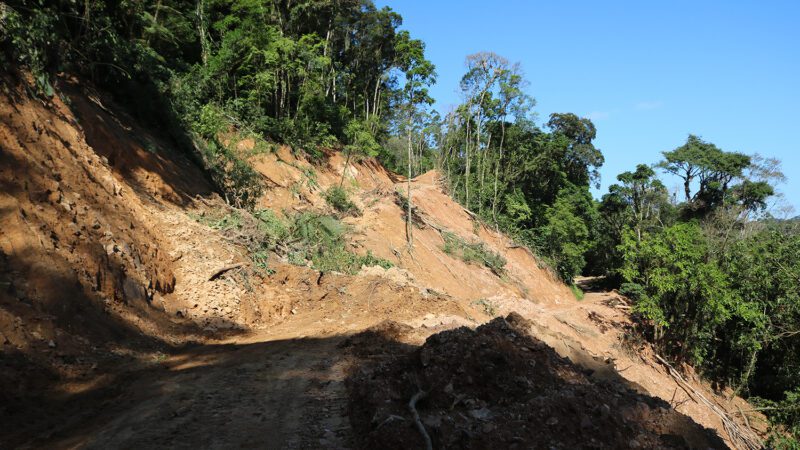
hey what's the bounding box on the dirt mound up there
[345,313,728,449]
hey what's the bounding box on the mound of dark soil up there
[345,313,727,449]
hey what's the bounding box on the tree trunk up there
[475,106,482,214]
[372,78,381,118]
[146,0,163,46]
[465,114,471,208]
[492,119,506,229]
[196,0,209,64]
[406,81,415,247]
[340,149,352,187]
[479,132,491,216]
[683,177,692,202]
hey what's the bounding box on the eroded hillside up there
[0,78,765,448]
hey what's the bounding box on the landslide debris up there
[345,313,728,449]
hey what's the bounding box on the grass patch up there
[441,231,506,275]
[252,208,289,247]
[570,284,585,300]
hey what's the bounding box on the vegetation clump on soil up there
[192,208,391,275]
[324,185,359,215]
[285,212,392,274]
[441,231,506,275]
[570,284,585,300]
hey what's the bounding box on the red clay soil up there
[345,313,728,450]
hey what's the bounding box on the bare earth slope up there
[0,78,764,448]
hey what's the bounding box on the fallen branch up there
[409,390,433,450]
[737,404,753,434]
[376,414,406,429]
[655,354,762,450]
[208,263,244,281]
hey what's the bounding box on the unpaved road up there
[55,329,353,449]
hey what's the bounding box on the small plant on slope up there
[441,231,506,275]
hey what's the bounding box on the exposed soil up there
[345,313,727,449]
[0,76,765,449]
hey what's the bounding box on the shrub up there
[197,138,263,210]
[252,208,289,247]
[324,185,357,214]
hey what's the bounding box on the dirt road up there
[55,325,353,449]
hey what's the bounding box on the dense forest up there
[1,0,798,446]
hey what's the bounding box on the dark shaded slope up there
[345,313,728,449]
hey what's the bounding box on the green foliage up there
[197,138,263,210]
[659,134,757,216]
[620,223,738,364]
[752,388,800,449]
[324,185,357,214]
[537,186,596,282]
[569,284,585,301]
[344,119,381,158]
[195,104,229,139]
[588,164,672,278]
[286,212,391,274]
[192,208,390,275]
[720,225,800,392]
[601,143,798,440]
[546,113,604,188]
[616,219,800,440]
[1,2,57,92]
[503,189,533,227]
[191,207,287,274]
[252,208,289,247]
[441,231,506,275]
[358,250,394,270]
[440,56,601,282]
[2,0,435,214]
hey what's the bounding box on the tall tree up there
[395,30,435,246]
[459,52,507,210]
[491,64,533,227]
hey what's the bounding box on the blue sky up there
[377,0,799,213]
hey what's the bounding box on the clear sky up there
[376,0,799,214]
